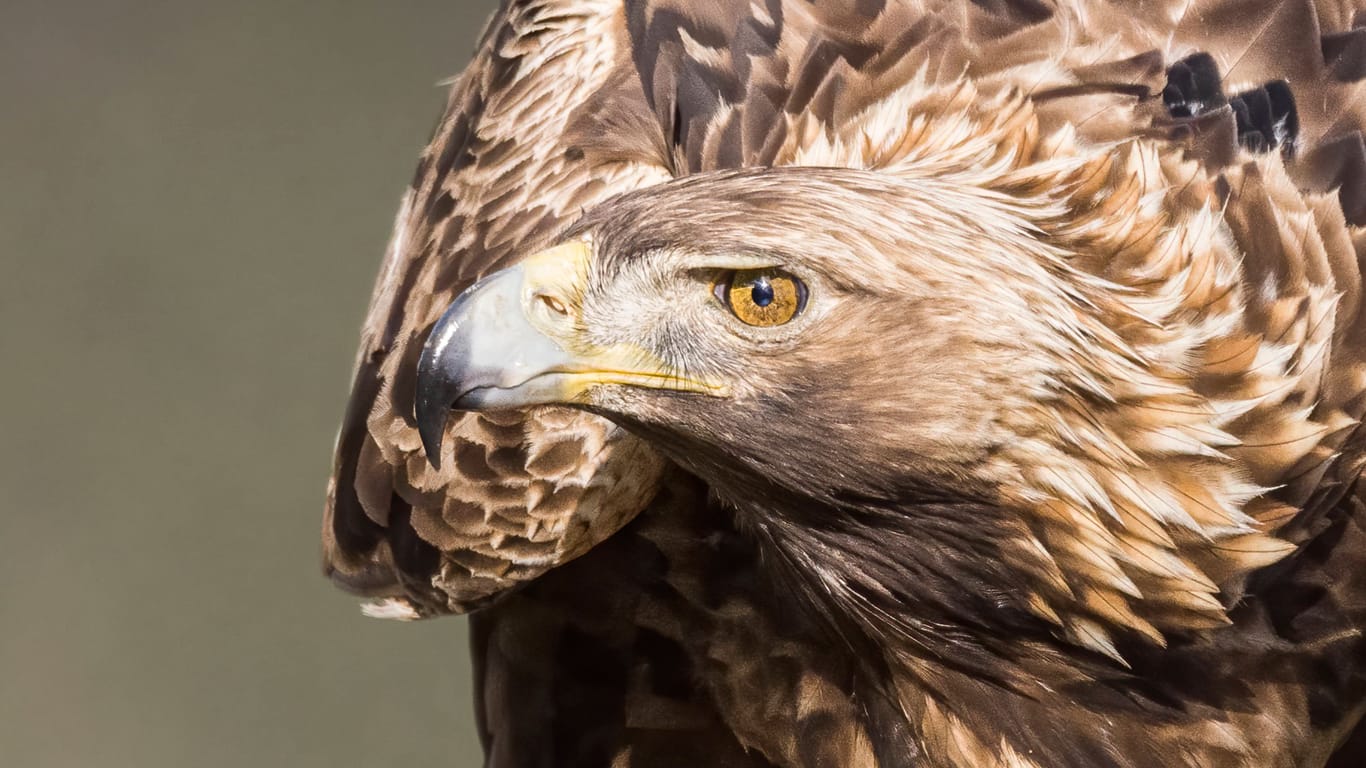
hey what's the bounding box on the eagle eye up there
[713,269,807,327]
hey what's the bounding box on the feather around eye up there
[714,269,807,327]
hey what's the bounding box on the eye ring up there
[713,268,807,327]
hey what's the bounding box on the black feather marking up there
[1163,52,1226,120]
[1262,80,1299,152]
[1231,87,1273,153]
[1229,80,1299,155]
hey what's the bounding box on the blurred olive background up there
[0,2,498,765]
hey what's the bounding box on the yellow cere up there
[721,268,804,327]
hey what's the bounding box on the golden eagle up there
[323,1,1366,765]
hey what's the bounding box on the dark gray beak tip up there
[415,319,458,470]
[415,392,449,471]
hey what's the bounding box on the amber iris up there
[715,269,806,327]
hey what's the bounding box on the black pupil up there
[749,277,775,307]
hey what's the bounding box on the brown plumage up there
[323,1,1366,765]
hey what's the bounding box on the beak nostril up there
[538,293,569,316]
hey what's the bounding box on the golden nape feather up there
[323,1,1366,766]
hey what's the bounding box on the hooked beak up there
[414,240,724,468]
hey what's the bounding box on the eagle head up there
[414,159,1293,668]
[419,166,1062,509]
